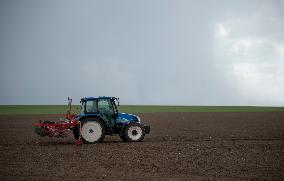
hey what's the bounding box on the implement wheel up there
[73,125,80,140]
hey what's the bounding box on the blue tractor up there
[73,97,150,143]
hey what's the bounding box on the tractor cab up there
[80,97,119,127]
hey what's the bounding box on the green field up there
[0,105,283,115]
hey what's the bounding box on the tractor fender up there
[79,115,106,128]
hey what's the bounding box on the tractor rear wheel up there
[121,122,145,142]
[81,119,105,143]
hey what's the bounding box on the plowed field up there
[0,112,283,180]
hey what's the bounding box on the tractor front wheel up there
[121,123,145,142]
[81,120,105,143]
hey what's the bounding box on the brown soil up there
[0,112,283,180]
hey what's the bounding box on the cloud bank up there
[212,1,284,105]
[0,0,283,106]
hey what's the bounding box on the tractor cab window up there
[98,99,113,113]
[83,100,98,113]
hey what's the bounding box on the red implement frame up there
[34,97,82,144]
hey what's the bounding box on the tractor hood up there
[116,113,140,124]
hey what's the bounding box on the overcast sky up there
[0,0,283,106]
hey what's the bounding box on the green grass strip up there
[119,105,284,113]
[0,105,283,115]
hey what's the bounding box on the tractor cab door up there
[98,99,116,127]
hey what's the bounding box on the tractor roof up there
[81,96,113,102]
